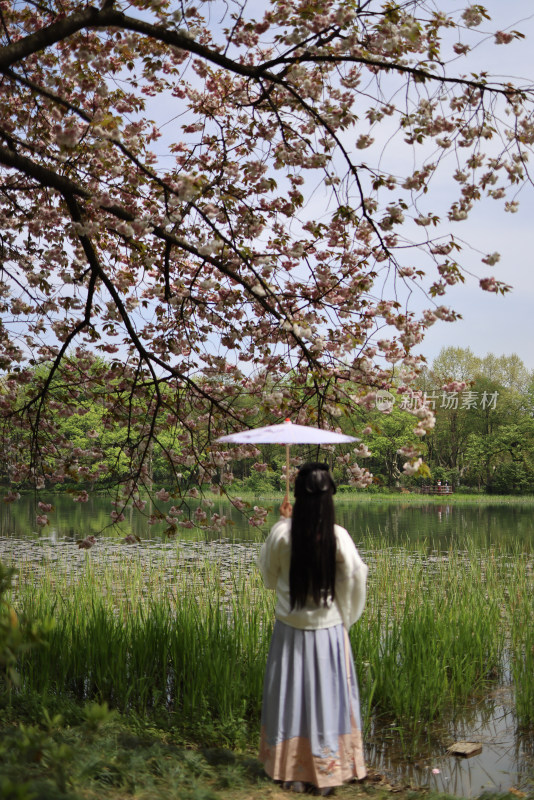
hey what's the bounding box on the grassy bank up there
[0,694,269,800]
[217,490,534,505]
[4,695,531,800]
[335,493,534,506]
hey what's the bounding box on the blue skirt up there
[259,620,366,788]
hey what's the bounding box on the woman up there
[258,462,368,796]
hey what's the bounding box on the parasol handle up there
[285,443,290,501]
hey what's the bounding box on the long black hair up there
[289,462,337,610]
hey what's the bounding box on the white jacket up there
[258,518,368,631]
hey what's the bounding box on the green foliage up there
[237,467,279,495]
[15,722,74,793]
[420,348,534,493]
[0,562,20,688]
[0,562,51,690]
[0,533,533,797]
[0,698,270,800]
[361,404,425,488]
[82,701,117,734]
[0,778,38,800]
[487,461,534,495]
[4,347,534,498]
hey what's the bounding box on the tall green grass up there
[13,555,273,745]
[350,545,506,728]
[7,537,534,744]
[507,556,534,728]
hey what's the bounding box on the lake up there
[1,491,534,797]
[1,491,534,549]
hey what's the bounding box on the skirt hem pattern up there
[259,620,366,789]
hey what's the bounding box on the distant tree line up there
[416,348,534,494]
[349,347,534,494]
[1,348,533,496]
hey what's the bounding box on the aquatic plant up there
[6,536,534,742]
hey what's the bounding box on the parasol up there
[218,419,359,500]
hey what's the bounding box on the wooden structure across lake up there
[418,485,454,495]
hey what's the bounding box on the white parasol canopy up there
[218,419,359,499]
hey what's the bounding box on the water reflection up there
[2,494,534,550]
[367,687,534,796]
[335,500,534,551]
[435,504,450,522]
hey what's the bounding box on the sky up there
[413,1,534,370]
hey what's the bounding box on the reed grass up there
[6,536,534,745]
[350,544,506,729]
[506,556,534,729]
[10,553,275,747]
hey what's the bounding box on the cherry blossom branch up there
[260,53,531,99]
[0,4,528,104]
[0,138,323,378]
[0,67,176,193]
[15,265,98,475]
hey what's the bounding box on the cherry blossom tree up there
[0,0,533,522]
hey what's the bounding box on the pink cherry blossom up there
[0,0,530,528]
[73,491,89,503]
[403,458,423,476]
